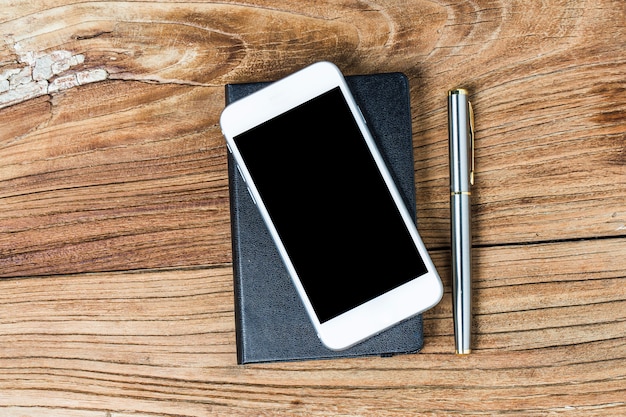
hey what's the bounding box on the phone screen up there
[234,87,428,323]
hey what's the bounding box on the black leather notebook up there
[226,72,423,364]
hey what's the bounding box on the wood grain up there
[0,239,624,415]
[1,1,625,275]
[0,0,624,415]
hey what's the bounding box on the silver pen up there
[448,88,475,355]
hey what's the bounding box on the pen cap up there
[448,89,473,193]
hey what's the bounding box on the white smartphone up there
[220,61,443,350]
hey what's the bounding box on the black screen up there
[234,87,428,323]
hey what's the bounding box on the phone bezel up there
[220,61,443,350]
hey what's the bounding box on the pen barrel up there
[450,193,472,354]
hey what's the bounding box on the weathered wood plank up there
[0,237,624,415]
[1,0,624,276]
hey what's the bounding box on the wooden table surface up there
[1,1,624,415]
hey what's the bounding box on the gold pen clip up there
[468,100,475,186]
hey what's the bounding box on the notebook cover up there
[226,72,423,364]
